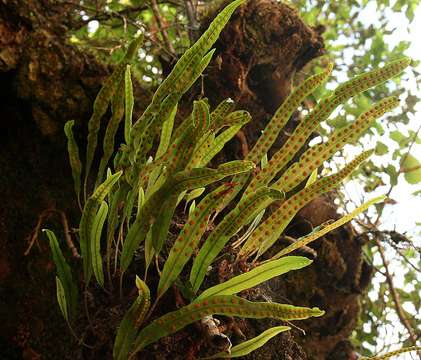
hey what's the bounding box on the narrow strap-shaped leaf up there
[171,160,255,193]
[203,326,291,359]
[151,194,178,253]
[64,120,82,208]
[131,295,324,355]
[106,182,129,279]
[96,78,125,187]
[188,133,215,169]
[128,0,243,152]
[360,346,421,360]
[210,98,235,126]
[246,63,333,164]
[56,277,69,321]
[144,228,155,278]
[177,49,216,95]
[240,150,372,259]
[134,93,180,168]
[190,187,283,292]
[113,276,151,360]
[84,35,143,197]
[245,58,410,195]
[44,229,78,319]
[151,0,244,104]
[124,65,134,144]
[334,57,411,98]
[199,125,243,167]
[276,96,399,192]
[212,110,251,131]
[80,171,122,281]
[121,161,254,274]
[268,196,386,261]
[156,104,177,158]
[195,256,312,301]
[90,201,108,287]
[158,185,236,299]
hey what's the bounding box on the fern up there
[44,0,412,358]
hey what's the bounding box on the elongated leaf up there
[334,57,411,98]
[210,98,235,126]
[125,65,134,144]
[275,96,399,192]
[199,125,243,167]
[190,187,283,292]
[268,196,386,261]
[90,201,108,287]
[96,79,125,187]
[158,185,236,299]
[133,93,180,168]
[212,110,251,131]
[44,229,78,319]
[247,63,333,164]
[360,346,421,360]
[240,150,373,259]
[106,182,129,278]
[156,104,177,158]
[56,277,69,321]
[121,161,254,274]
[151,194,178,253]
[84,35,143,197]
[172,160,254,193]
[179,49,216,94]
[131,295,324,355]
[203,326,291,359]
[195,256,312,301]
[114,276,151,360]
[80,171,122,281]
[128,0,243,157]
[245,58,411,194]
[64,120,82,208]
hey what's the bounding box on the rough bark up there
[0,1,370,359]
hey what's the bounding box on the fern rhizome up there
[43,0,418,359]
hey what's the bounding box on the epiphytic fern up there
[43,0,412,358]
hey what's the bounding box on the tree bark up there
[0,1,371,359]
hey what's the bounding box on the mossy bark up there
[0,1,370,359]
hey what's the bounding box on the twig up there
[369,125,421,358]
[183,0,201,43]
[58,210,81,258]
[24,208,80,258]
[150,0,176,55]
[375,237,420,358]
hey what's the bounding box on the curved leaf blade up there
[203,326,291,359]
[195,256,312,301]
[132,295,324,355]
[90,200,108,287]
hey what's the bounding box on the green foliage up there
[64,120,82,209]
[114,276,151,360]
[44,229,78,320]
[132,295,324,355]
[195,256,312,300]
[202,326,291,359]
[46,1,413,358]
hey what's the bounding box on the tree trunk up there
[0,1,371,359]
